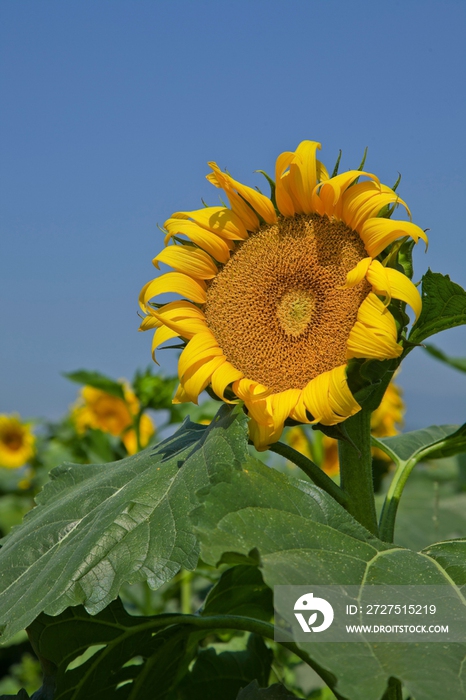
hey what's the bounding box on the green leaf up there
[384,467,466,551]
[63,370,126,400]
[26,599,202,700]
[178,634,272,700]
[423,344,466,373]
[203,566,273,622]
[0,405,249,644]
[131,369,179,411]
[372,424,466,466]
[236,681,298,699]
[193,458,466,700]
[408,271,466,345]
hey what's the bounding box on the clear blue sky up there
[1,0,465,430]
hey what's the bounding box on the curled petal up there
[359,218,429,258]
[181,355,227,404]
[172,206,248,240]
[207,162,277,228]
[164,219,232,263]
[211,362,244,402]
[178,331,223,380]
[303,367,359,426]
[367,260,422,319]
[347,293,402,360]
[153,246,218,279]
[139,273,207,310]
[341,257,372,289]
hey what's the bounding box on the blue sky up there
[1,0,465,430]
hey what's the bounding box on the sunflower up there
[72,385,155,455]
[139,140,427,450]
[0,414,35,469]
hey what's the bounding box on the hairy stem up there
[266,441,348,507]
[338,409,378,536]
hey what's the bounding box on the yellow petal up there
[140,273,207,309]
[341,257,372,289]
[366,260,422,319]
[289,140,322,214]
[138,316,160,331]
[173,383,190,404]
[232,378,272,402]
[248,417,284,451]
[172,207,248,240]
[151,325,179,362]
[342,182,410,231]
[153,246,218,279]
[289,392,312,424]
[178,331,223,380]
[312,171,378,218]
[164,218,232,263]
[207,162,276,229]
[359,218,429,258]
[346,293,402,360]
[275,151,298,216]
[181,355,226,404]
[211,361,244,402]
[268,389,301,432]
[328,365,361,419]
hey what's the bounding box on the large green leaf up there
[372,424,466,466]
[193,457,466,700]
[0,406,248,645]
[408,270,466,345]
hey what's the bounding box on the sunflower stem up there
[266,441,348,508]
[338,409,379,536]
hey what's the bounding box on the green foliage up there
[131,368,178,411]
[193,455,466,700]
[203,566,273,622]
[62,371,126,401]
[373,424,466,466]
[423,344,466,373]
[0,406,249,644]
[237,681,299,698]
[408,271,466,346]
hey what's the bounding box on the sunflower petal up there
[341,257,372,289]
[211,361,244,402]
[289,140,322,214]
[172,207,249,240]
[328,365,361,419]
[347,293,402,359]
[140,272,207,309]
[178,331,223,380]
[207,162,276,228]
[181,355,227,404]
[151,325,179,362]
[153,246,218,279]
[173,383,190,404]
[366,260,422,319]
[163,219,232,263]
[359,218,429,258]
[248,419,283,452]
[312,171,378,218]
[275,151,298,216]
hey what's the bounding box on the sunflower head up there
[0,414,36,469]
[72,385,155,455]
[139,140,427,450]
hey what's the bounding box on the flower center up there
[2,430,23,451]
[276,288,316,337]
[204,214,370,392]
